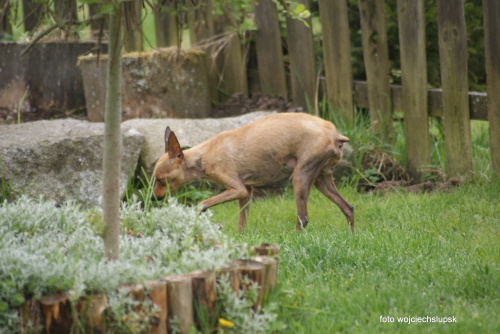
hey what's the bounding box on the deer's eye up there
[156,178,164,186]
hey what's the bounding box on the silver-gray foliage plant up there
[0,195,252,333]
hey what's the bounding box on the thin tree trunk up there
[103,4,123,261]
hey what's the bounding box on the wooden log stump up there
[118,283,145,313]
[253,255,278,297]
[253,243,280,264]
[216,263,241,296]
[234,260,265,310]
[189,270,217,332]
[76,293,108,334]
[19,299,42,333]
[164,275,195,334]
[40,293,73,334]
[145,280,168,334]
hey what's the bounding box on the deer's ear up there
[164,126,172,153]
[167,131,184,159]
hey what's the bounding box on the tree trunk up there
[102,4,123,261]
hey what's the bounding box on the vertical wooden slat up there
[358,0,393,139]
[318,0,353,119]
[254,0,287,97]
[155,1,179,47]
[213,5,248,99]
[124,0,143,52]
[397,0,430,179]
[286,0,316,111]
[482,0,500,176]
[187,0,219,104]
[0,0,13,38]
[88,4,108,37]
[22,0,43,32]
[437,0,473,180]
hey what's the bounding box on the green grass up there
[209,180,500,333]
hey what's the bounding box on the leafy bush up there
[0,195,251,332]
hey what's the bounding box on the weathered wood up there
[358,0,393,140]
[76,293,108,334]
[0,0,12,38]
[40,293,73,334]
[397,0,430,179]
[286,0,316,111]
[234,259,265,310]
[253,243,280,264]
[123,0,143,52]
[189,270,217,332]
[19,299,42,333]
[482,0,500,176]
[164,275,194,334]
[252,255,278,297]
[437,0,473,180]
[119,283,145,313]
[254,0,287,97]
[54,0,77,32]
[187,0,219,104]
[352,81,488,121]
[22,0,43,32]
[88,3,107,35]
[318,0,353,118]
[216,263,241,296]
[155,1,179,47]
[145,281,168,334]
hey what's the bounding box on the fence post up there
[286,0,316,112]
[22,0,43,32]
[358,0,393,140]
[213,5,248,100]
[397,0,430,180]
[187,0,220,105]
[437,0,473,180]
[254,0,287,97]
[0,0,12,38]
[318,0,353,119]
[482,0,500,176]
[155,1,179,47]
[123,0,143,52]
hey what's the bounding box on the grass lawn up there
[209,180,500,333]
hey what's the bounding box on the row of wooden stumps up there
[18,243,279,334]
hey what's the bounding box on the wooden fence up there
[5,0,499,179]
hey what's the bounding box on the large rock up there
[0,120,143,207]
[122,111,353,182]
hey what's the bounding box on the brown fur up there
[153,112,354,231]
